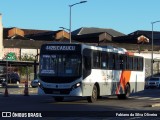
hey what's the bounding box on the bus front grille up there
[43,88,71,95]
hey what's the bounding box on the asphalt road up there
[0,88,160,120]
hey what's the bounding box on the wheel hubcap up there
[92,87,97,99]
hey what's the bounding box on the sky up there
[1,0,160,34]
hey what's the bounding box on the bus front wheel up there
[87,85,98,103]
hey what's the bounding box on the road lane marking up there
[130,96,160,100]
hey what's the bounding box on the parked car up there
[0,75,6,84]
[0,73,20,84]
[31,79,39,88]
[0,75,7,87]
[145,77,160,89]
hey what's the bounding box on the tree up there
[19,54,36,76]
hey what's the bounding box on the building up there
[72,27,125,45]
[0,14,3,59]
[0,14,70,61]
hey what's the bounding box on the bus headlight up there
[39,83,44,90]
[38,82,41,86]
[72,82,81,90]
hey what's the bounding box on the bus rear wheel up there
[117,84,130,99]
[87,85,98,103]
[54,97,64,102]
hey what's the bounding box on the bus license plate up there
[53,91,60,94]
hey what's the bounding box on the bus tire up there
[117,84,130,99]
[87,85,98,103]
[54,97,64,102]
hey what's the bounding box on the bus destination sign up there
[45,45,76,51]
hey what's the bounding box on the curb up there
[0,84,32,88]
[0,88,38,95]
[149,103,160,107]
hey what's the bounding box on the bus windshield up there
[40,54,81,77]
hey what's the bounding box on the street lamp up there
[69,1,87,43]
[151,20,160,77]
[59,27,69,31]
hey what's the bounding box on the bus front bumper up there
[38,86,82,96]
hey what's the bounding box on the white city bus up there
[38,43,145,103]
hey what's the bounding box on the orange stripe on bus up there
[116,71,131,94]
[125,52,134,56]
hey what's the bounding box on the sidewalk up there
[0,83,32,88]
[0,87,38,95]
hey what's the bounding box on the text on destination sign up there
[45,46,76,51]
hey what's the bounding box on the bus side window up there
[137,57,139,70]
[114,53,120,70]
[112,53,116,69]
[108,52,113,69]
[84,56,91,70]
[126,56,129,70]
[141,58,144,71]
[120,55,125,70]
[83,48,92,79]
[129,57,133,70]
[101,52,108,69]
[133,57,138,70]
[124,55,128,70]
[138,57,143,71]
[93,51,100,69]
[128,56,131,70]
